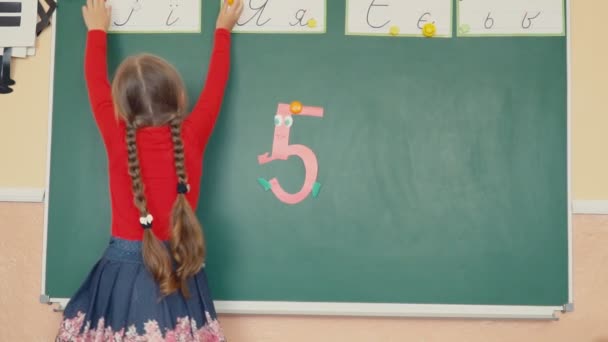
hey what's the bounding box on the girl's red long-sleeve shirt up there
[85,29,230,241]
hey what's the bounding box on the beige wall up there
[0,30,51,189]
[1,1,608,341]
[571,1,608,199]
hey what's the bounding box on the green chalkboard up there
[45,0,569,308]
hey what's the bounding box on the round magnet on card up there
[290,101,303,115]
[423,23,436,37]
[389,26,400,36]
[458,24,471,36]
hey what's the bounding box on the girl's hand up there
[82,0,111,32]
[216,0,244,31]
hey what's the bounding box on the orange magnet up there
[290,101,303,115]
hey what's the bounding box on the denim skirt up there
[56,237,225,341]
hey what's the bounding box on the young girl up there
[56,0,243,340]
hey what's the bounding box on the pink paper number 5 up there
[257,103,324,205]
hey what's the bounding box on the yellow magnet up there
[290,101,303,115]
[422,23,436,37]
[307,19,317,28]
[389,26,400,36]
[227,0,234,5]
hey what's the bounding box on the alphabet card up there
[233,0,326,34]
[106,0,201,33]
[346,0,452,37]
[457,0,565,36]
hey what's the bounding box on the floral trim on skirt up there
[56,238,225,342]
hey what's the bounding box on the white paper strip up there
[106,0,201,33]
[0,187,45,202]
[0,46,35,58]
[11,46,26,57]
[346,0,452,37]
[234,0,326,34]
[458,0,565,36]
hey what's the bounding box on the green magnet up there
[312,182,321,198]
[458,24,471,35]
[257,178,272,191]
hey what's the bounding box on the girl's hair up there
[112,54,205,297]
